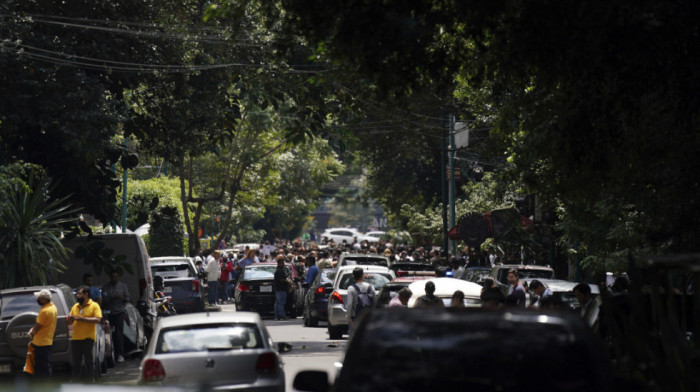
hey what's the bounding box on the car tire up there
[328,324,342,340]
[308,315,319,328]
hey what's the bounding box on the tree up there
[148,206,186,257]
[0,165,77,288]
[0,1,167,223]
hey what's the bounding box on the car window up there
[338,273,392,290]
[496,268,553,284]
[156,323,264,354]
[243,265,292,279]
[320,270,336,285]
[152,264,193,278]
[0,292,67,319]
[342,317,599,391]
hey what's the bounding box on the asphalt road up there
[100,303,346,391]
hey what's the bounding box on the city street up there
[100,303,346,391]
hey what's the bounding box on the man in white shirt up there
[205,250,221,305]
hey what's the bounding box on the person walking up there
[528,280,552,309]
[273,256,290,320]
[28,289,57,379]
[67,286,102,382]
[102,269,130,363]
[206,250,221,306]
[506,269,527,308]
[346,267,376,334]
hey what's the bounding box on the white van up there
[57,233,156,335]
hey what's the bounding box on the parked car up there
[138,312,287,391]
[327,265,394,339]
[0,284,108,378]
[363,231,386,243]
[150,256,196,273]
[302,268,338,327]
[233,263,304,318]
[459,266,492,285]
[490,264,555,286]
[337,253,390,267]
[320,228,365,245]
[406,278,483,307]
[150,261,204,313]
[294,308,615,392]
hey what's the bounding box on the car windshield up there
[339,273,392,290]
[320,270,336,285]
[0,292,66,320]
[496,269,554,284]
[342,316,598,391]
[244,265,292,280]
[156,323,264,354]
[152,264,193,278]
[341,257,387,266]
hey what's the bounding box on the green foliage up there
[117,177,185,230]
[148,206,185,257]
[0,166,78,288]
[401,173,515,245]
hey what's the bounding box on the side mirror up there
[293,370,329,392]
[278,342,293,353]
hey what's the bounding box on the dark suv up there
[0,284,107,378]
[295,308,614,392]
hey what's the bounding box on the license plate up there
[163,286,172,294]
[260,285,272,293]
[0,364,11,374]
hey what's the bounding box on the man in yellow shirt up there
[67,285,102,382]
[28,289,57,378]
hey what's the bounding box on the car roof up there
[150,256,192,262]
[535,279,600,294]
[151,261,191,267]
[336,265,392,273]
[0,284,70,295]
[155,311,263,329]
[494,264,553,271]
[407,278,483,307]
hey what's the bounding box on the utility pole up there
[121,137,129,233]
[441,114,448,253]
[449,114,456,256]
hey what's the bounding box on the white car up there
[326,265,395,339]
[150,256,196,274]
[407,277,483,308]
[320,228,366,245]
[139,312,287,391]
[363,231,386,243]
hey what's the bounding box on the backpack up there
[351,283,374,320]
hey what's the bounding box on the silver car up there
[327,265,394,339]
[138,312,285,391]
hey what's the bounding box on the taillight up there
[192,279,199,292]
[315,286,326,295]
[330,291,343,304]
[238,283,250,292]
[142,359,166,382]
[397,270,407,276]
[256,352,278,375]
